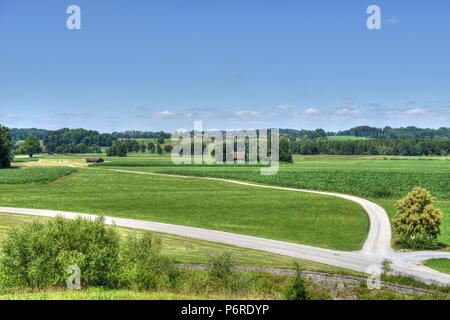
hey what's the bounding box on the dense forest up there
[10,128,48,141]
[42,129,117,154]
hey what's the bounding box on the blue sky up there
[0,0,449,132]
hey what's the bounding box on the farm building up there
[231,151,246,164]
[86,157,104,163]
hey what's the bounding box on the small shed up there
[231,152,246,163]
[86,157,104,163]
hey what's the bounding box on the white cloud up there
[335,106,359,116]
[405,108,427,115]
[173,128,188,134]
[304,108,320,115]
[335,99,360,116]
[439,106,450,113]
[274,104,290,110]
[156,110,176,118]
[0,113,17,120]
[233,109,260,117]
[184,108,217,120]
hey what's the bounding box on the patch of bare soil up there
[14,159,89,168]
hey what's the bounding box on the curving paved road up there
[0,168,449,285]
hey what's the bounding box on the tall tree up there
[148,143,156,153]
[20,135,42,158]
[107,141,127,157]
[279,138,293,163]
[0,125,12,168]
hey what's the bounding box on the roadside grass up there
[0,169,369,251]
[0,272,446,300]
[0,285,444,300]
[0,167,77,184]
[423,259,450,274]
[0,287,279,300]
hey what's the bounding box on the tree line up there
[291,138,450,156]
[9,128,172,155]
[336,126,450,139]
[5,126,450,158]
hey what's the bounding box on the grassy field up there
[122,157,450,246]
[0,168,369,251]
[11,157,39,163]
[423,259,450,274]
[0,167,77,184]
[3,155,449,247]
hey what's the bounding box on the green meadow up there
[0,167,368,251]
[123,156,450,246]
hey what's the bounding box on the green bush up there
[394,187,444,248]
[0,216,120,288]
[118,233,179,290]
[207,252,233,286]
[284,263,309,300]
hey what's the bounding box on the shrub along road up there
[0,168,449,285]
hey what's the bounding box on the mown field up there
[0,167,369,251]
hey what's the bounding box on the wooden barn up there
[86,157,104,163]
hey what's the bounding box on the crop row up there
[154,167,450,200]
[0,167,77,184]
